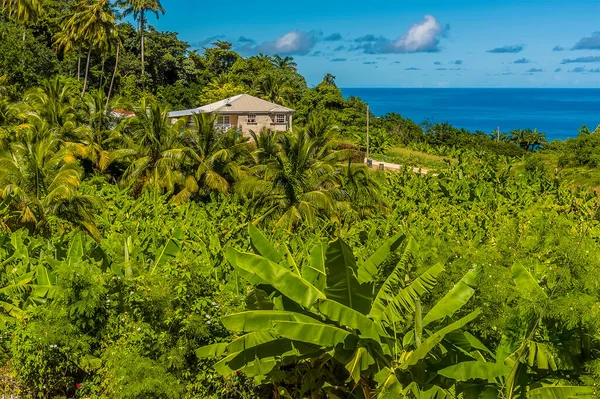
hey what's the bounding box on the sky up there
[152,0,600,88]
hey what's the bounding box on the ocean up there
[341,88,600,141]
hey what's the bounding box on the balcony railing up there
[216,124,232,131]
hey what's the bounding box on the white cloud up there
[353,15,447,54]
[255,31,319,55]
[392,15,444,52]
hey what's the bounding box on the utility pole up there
[366,105,370,163]
[497,126,500,142]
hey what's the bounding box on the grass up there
[374,146,455,170]
[513,153,600,191]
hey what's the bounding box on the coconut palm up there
[0,120,101,238]
[0,0,42,40]
[174,113,250,203]
[242,130,339,229]
[56,0,118,97]
[68,90,130,173]
[119,98,188,196]
[248,127,281,164]
[337,159,383,219]
[303,114,336,148]
[24,76,79,138]
[256,73,292,105]
[272,54,297,71]
[118,0,165,91]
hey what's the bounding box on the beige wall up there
[235,113,292,136]
[169,112,293,135]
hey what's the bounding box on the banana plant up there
[0,229,56,325]
[197,225,483,397]
[437,262,596,399]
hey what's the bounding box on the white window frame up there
[217,115,231,125]
[247,113,257,123]
[275,113,286,124]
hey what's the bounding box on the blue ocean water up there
[341,88,600,141]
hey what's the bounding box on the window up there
[275,113,286,124]
[217,115,230,125]
[247,113,256,123]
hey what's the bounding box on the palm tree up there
[242,130,339,229]
[0,0,42,40]
[252,52,273,65]
[24,76,79,137]
[337,159,383,219]
[118,0,165,91]
[0,119,101,238]
[272,54,297,71]
[68,90,130,173]
[248,127,281,164]
[175,113,249,203]
[56,0,118,97]
[303,114,336,148]
[256,73,292,105]
[119,98,188,196]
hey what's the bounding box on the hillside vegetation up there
[0,1,599,398]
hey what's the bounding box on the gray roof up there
[168,94,294,118]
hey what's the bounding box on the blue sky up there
[153,0,600,88]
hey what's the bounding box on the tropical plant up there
[118,0,165,90]
[249,127,281,164]
[198,227,484,397]
[0,120,101,237]
[24,75,79,137]
[241,130,339,229]
[174,113,249,203]
[68,90,128,173]
[272,55,297,71]
[55,0,118,96]
[119,98,188,196]
[0,0,42,40]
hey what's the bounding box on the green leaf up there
[226,331,280,353]
[151,227,184,274]
[400,309,481,369]
[196,343,228,359]
[68,233,85,264]
[248,224,284,264]
[527,386,594,399]
[357,232,406,283]
[245,289,275,310]
[438,361,510,381]
[373,263,444,324]
[512,262,547,300]
[273,321,355,349]
[221,310,319,333]
[324,238,372,315]
[32,265,56,299]
[303,242,327,291]
[214,339,320,376]
[231,250,325,308]
[422,265,480,327]
[345,347,374,383]
[226,247,264,285]
[318,299,383,340]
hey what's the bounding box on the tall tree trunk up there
[99,58,105,89]
[77,45,82,81]
[140,12,146,91]
[106,43,120,108]
[81,47,92,97]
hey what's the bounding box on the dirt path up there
[366,158,435,175]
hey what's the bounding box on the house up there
[167,94,294,135]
